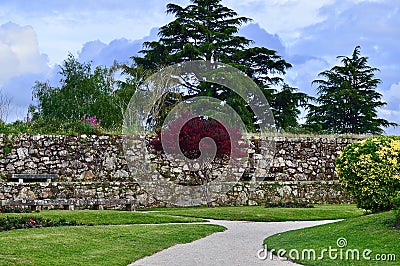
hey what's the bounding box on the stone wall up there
[0,133,361,207]
[0,134,132,182]
[259,136,355,181]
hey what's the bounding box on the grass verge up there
[0,224,224,266]
[264,211,399,266]
[0,205,367,265]
[148,204,364,222]
[0,210,205,225]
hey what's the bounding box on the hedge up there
[336,136,400,212]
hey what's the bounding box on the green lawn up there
[0,210,204,225]
[264,211,399,266]
[0,224,224,266]
[0,210,216,265]
[0,205,374,265]
[148,204,364,221]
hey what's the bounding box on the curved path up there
[129,219,339,266]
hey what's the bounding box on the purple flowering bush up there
[81,115,102,134]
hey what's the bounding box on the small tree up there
[31,54,121,130]
[149,114,247,206]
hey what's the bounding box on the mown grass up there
[0,210,216,265]
[149,204,365,222]
[0,205,370,265]
[264,211,399,266]
[0,224,224,266]
[0,210,205,225]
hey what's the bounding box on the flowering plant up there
[336,136,400,212]
[81,115,102,134]
[83,115,102,128]
[0,216,83,231]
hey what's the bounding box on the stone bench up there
[10,174,58,183]
[0,198,136,212]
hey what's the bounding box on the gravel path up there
[129,219,339,266]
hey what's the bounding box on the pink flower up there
[83,115,102,128]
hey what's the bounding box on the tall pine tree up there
[306,46,397,134]
[132,0,308,132]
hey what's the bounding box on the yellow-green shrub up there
[394,192,400,227]
[336,136,400,212]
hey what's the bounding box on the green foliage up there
[0,216,82,231]
[0,118,107,136]
[2,132,14,157]
[306,46,397,134]
[270,84,312,131]
[0,206,33,213]
[393,192,400,227]
[112,62,151,119]
[336,136,400,212]
[30,54,121,130]
[135,0,252,68]
[27,57,150,135]
[0,173,6,181]
[2,210,204,225]
[133,0,309,132]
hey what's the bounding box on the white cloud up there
[383,82,400,101]
[379,83,400,125]
[223,0,335,39]
[0,22,51,122]
[77,27,159,66]
[239,23,286,55]
[0,0,188,65]
[285,57,329,95]
[378,108,400,135]
[0,22,49,85]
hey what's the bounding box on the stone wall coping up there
[0,181,139,185]
[0,198,136,205]
[0,180,338,186]
[260,180,340,185]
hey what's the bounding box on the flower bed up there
[0,216,83,231]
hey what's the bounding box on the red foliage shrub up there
[149,114,247,161]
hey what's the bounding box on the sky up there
[0,0,399,134]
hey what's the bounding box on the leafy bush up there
[80,115,103,134]
[0,206,33,213]
[0,120,32,134]
[336,136,400,212]
[0,216,83,231]
[393,192,400,228]
[0,116,106,136]
[30,54,123,130]
[148,114,247,205]
[149,114,247,160]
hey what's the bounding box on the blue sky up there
[0,0,399,134]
